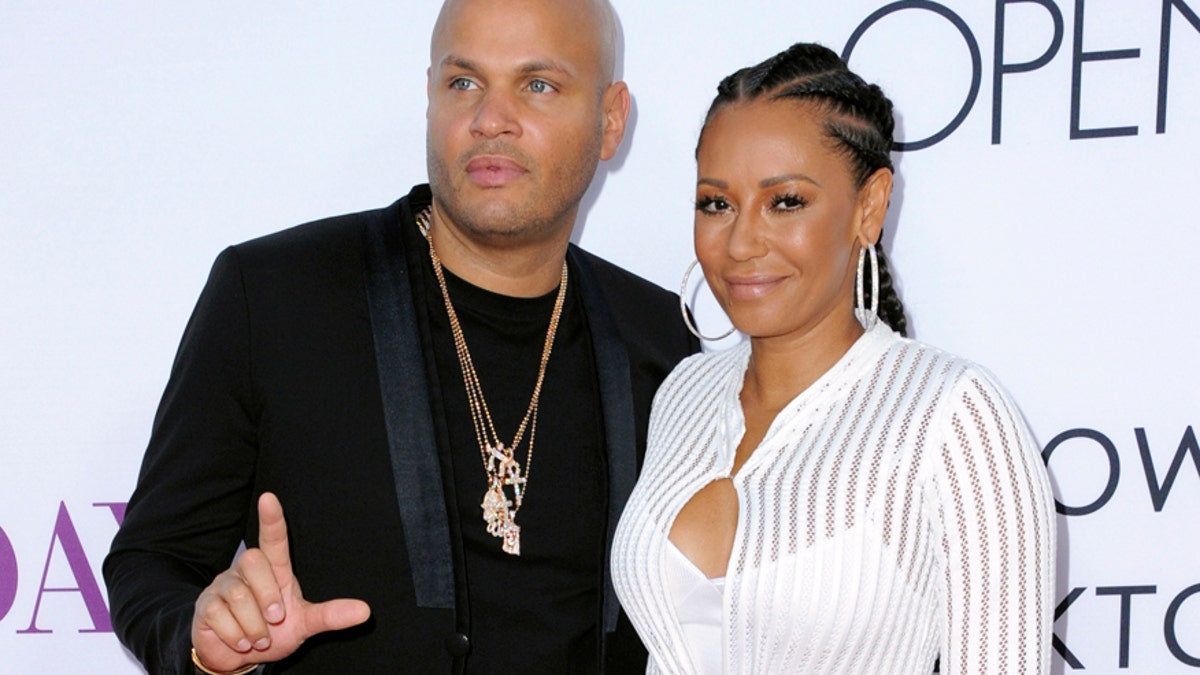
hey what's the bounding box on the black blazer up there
[104,185,698,674]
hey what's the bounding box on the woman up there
[612,43,1055,674]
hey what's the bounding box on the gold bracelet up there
[190,647,259,675]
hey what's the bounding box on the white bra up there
[664,540,725,673]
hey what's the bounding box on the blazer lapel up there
[363,196,455,610]
[569,246,637,636]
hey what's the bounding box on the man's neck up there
[425,209,572,298]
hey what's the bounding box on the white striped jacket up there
[613,324,1056,674]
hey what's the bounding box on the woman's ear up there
[856,168,893,247]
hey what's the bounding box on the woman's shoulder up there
[876,327,1011,394]
[667,342,749,383]
[875,328,1030,451]
[652,343,749,406]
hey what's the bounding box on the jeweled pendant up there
[487,443,521,479]
[501,521,521,556]
[481,481,510,538]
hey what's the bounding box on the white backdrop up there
[2,1,1198,672]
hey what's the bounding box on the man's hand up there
[190,492,371,672]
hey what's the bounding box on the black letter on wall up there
[1165,584,1200,666]
[993,0,1065,143]
[1042,428,1120,515]
[1157,0,1200,133]
[1071,0,1141,138]
[1136,426,1200,512]
[843,1,982,151]
[1096,586,1157,668]
[1054,587,1087,669]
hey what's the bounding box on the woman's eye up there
[696,197,731,214]
[528,79,555,94]
[772,194,807,210]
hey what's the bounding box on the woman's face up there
[694,99,889,342]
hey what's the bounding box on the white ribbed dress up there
[612,323,1056,674]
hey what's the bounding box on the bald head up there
[588,0,619,83]
[424,0,631,258]
[432,0,619,86]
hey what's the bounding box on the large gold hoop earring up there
[680,259,736,341]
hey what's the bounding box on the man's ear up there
[425,67,433,119]
[599,81,631,161]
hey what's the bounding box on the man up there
[103,0,698,673]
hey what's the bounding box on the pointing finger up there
[257,492,291,565]
[256,492,293,619]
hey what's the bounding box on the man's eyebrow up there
[438,55,575,78]
[518,60,575,77]
[440,56,478,72]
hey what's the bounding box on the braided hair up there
[698,43,908,336]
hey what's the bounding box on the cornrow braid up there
[698,42,909,336]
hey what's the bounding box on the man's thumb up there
[303,598,371,636]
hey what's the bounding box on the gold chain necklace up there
[417,206,567,556]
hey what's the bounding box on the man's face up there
[426,0,626,244]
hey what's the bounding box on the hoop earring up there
[680,259,735,341]
[854,244,879,331]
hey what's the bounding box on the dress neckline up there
[666,537,727,584]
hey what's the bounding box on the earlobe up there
[599,81,631,161]
[856,168,893,246]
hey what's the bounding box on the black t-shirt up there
[422,252,608,674]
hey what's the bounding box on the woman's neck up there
[741,315,865,415]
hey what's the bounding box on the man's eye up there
[450,78,477,91]
[528,79,555,94]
